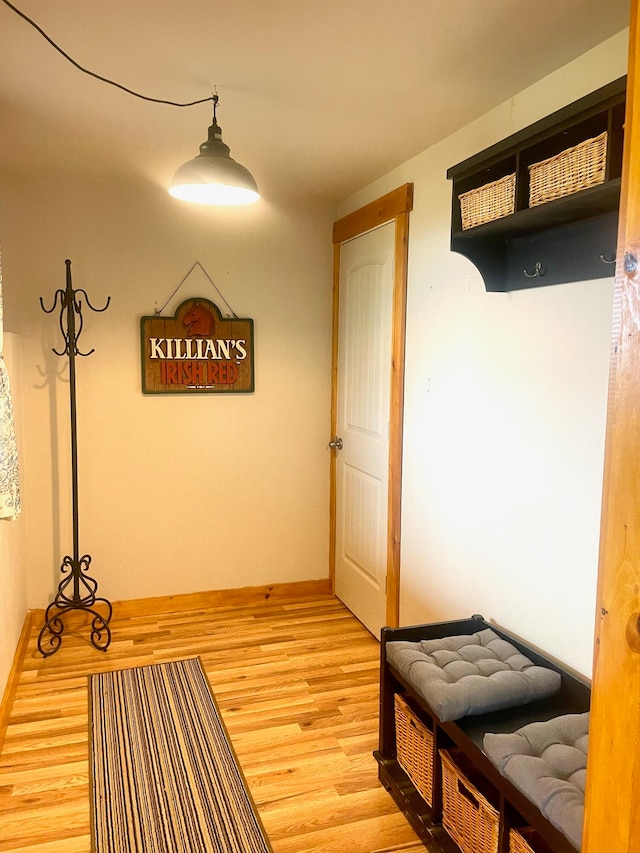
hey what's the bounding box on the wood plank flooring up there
[0,590,425,852]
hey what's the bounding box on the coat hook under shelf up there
[599,253,616,264]
[523,261,545,278]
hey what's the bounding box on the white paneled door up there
[334,222,395,637]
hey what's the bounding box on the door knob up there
[328,436,343,451]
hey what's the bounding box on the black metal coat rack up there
[37,260,112,657]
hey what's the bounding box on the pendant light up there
[169,95,260,205]
[0,2,260,205]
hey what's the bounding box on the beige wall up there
[0,173,334,608]
[337,31,629,676]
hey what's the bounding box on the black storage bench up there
[375,615,591,853]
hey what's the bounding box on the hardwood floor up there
[0,589,424,853]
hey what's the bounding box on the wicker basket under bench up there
[374,615,591,853]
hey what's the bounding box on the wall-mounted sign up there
[140,298,254,394]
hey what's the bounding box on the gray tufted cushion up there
[483,713,589,850]
[386,629,561,722]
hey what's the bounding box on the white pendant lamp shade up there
[170,99,259,205]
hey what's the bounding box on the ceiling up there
[0,0,631,206]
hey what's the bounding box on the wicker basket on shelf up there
[394,693,435,805]
[458,172,516,230]
[509,827,554,853]
[440,748,500,853]
[528,130,607,207]
[510,828,536,853]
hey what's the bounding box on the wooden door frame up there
[583,5,640,850]
[330,183,413,629]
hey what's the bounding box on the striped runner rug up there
[89,657,272,853]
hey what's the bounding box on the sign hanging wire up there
[154,262,238,318]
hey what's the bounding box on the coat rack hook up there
[599,253,616,265]
[523,261,545,278]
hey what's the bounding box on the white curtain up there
[0,249,21,520]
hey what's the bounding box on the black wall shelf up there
[447,77,626,292]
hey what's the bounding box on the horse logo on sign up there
[182,301,215,338]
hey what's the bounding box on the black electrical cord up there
[1,0,212,107]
